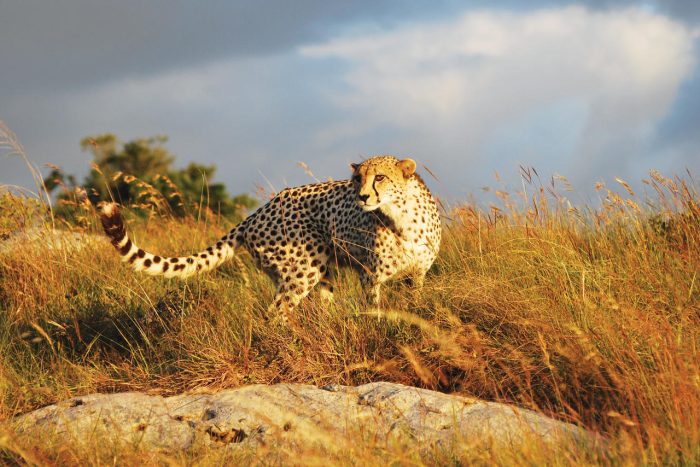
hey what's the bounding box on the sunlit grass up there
[0,153,698,464]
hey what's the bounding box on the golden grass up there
[0,168,698,465]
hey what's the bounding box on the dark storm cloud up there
[5,0,694,95]
[0,0,465,95]
[1,0,331,93]
[2,0,698,94]
[657,0,700,22]
[511,0,700,23]
[645,0,700,172]
[653,49,700,157]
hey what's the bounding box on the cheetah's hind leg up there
[267,266,324,327]
[317,265,335,304]
[232,255,251,287]
[267,283,306,328]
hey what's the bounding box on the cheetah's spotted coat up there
[100,156,441,318]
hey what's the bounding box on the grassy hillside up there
[0,171,698,465]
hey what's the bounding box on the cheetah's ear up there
[350,163,360,172]
[397,158,416,179]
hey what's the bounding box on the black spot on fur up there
[119,238,132,255]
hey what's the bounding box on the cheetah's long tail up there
[99,203,241,279]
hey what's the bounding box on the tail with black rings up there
[100,203,241,278]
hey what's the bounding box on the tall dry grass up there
[1,126,698,463]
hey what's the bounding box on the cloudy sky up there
[2,0,699,204]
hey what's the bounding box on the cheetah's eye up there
[374,175,386,182]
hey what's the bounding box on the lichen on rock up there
[13,382,603,454]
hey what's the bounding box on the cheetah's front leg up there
[359,271,381,306]
[318,266,335,304]
[411,269,426,289]
[405,268,428,303]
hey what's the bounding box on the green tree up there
[45,134,256,222]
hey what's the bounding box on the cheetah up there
[100,156,442,318]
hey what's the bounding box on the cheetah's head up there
[351,156,416,212]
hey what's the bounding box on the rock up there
[13,382,602,454]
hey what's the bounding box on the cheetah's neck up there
[377,177,427,240]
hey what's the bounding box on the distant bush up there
[43,134,257,223]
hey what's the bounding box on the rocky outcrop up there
[14,382,601,453]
